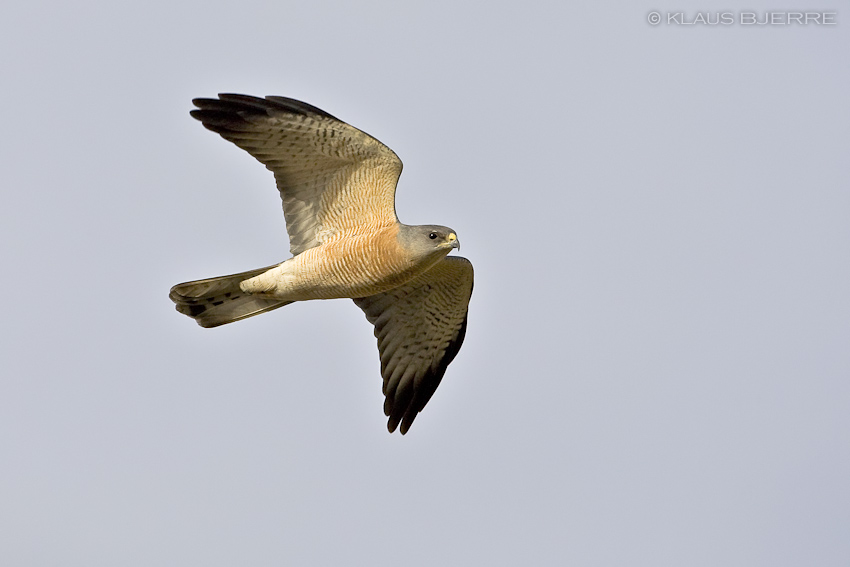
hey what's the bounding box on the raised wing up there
[191,94,403,255]
[353,257,474,434]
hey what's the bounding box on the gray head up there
[397,224,460,261]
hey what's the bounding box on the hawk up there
[169,94,474,434]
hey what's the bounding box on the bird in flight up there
[169,94,473,434]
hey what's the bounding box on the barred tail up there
[169,265,293,328]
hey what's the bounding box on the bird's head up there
[399,224,461,262]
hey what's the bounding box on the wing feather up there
[353,257,474,434]
[191,94,403,255]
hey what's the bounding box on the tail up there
[169,264,293,328]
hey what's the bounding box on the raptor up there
[169,94,474,434]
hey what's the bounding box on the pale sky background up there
[1,1,848,566]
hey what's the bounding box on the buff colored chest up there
[240,224,436,301]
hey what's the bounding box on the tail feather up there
[169,264,293,328]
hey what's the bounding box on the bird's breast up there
[251,225,433,301]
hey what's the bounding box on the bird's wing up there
[191,94,403,256]
[353,257,474,434]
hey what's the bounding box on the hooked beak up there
[448,232,460,251]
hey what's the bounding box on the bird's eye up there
[428,232,438,239]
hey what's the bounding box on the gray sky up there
[1,1,848,565]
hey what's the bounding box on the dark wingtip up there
[189,93,340,122]
[387,415,401,434]
[264,95,340,121]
